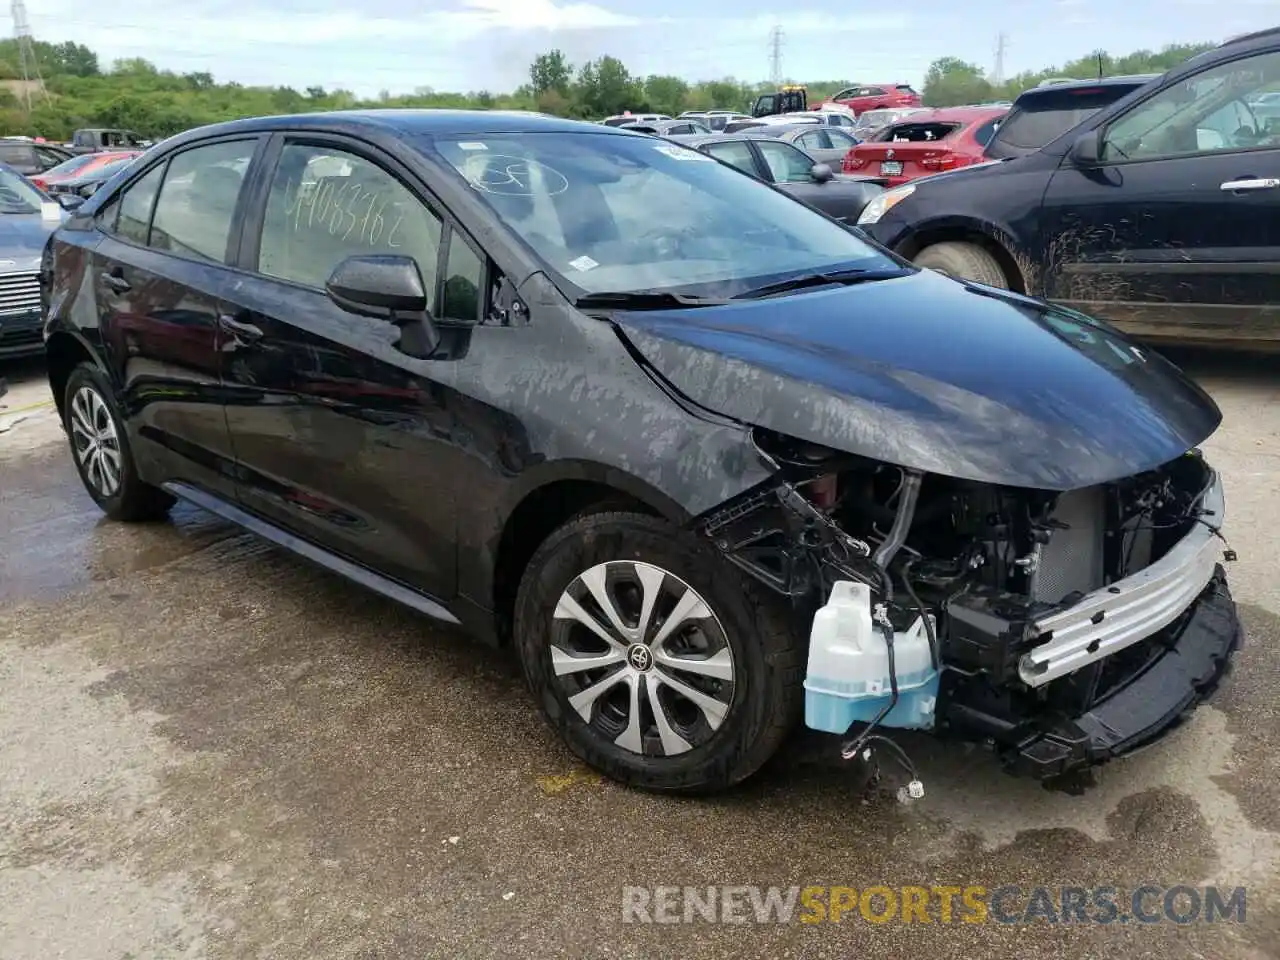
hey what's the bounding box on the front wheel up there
[514,512,803,794]
[914,241,1009,288]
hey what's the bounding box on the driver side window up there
[1101,50,1280,161]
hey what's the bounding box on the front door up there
[87,137,262,500]
[1040,47,1280,345]
[219,136,485,598]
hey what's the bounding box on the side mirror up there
[810,162,834,183]
[56,193,83,211]
[1070,129,1103,166]
[325,254,440,357]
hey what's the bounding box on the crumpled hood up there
[612,269,1221,490]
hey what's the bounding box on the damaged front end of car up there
[694,427,1241,782]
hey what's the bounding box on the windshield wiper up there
[575,290,730,310]
[732,267,906,300]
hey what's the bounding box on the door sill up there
[163,481,461,626]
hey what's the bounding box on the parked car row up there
[667,129,883,221]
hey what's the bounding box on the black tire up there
[63,362,173,522]
[514,511,803,794]
[915,241,1009,288]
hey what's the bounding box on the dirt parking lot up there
[2,351,1279,959]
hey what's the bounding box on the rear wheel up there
[513,511,803,794]
[63,363,173,522]
[915,240,1009,288]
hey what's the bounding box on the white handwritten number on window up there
[288,179,405,248]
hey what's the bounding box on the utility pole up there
[11,0,43,112]
[993,31,1008,87]
[768,25,784,86]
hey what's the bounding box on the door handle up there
[1220,177,1280,192]
[99,269,130,293]
[218,314,263,341]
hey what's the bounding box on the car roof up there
[886,106,1007,124]
[752,123,829,137]
[148,109,624,153]
[665,132,754,147]
[1015,74,1160,102]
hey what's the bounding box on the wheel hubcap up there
[69,386,122,498]
[550,560,736,757]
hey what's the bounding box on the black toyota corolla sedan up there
[40,110,1240,795]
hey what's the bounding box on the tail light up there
[32,178,46,191]
[842,151,866,173]
[918,153,957,171]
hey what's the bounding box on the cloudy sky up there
[11,0,1280,97]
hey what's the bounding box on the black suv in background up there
[859,28,1280,349]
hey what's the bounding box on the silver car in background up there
[851,107,930,141]
[0,162,65,359]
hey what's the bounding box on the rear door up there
[87,136,263,500]
[1040,48,1280,344]
[217,134,480,597]
[792,128,843,166]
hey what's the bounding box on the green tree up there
[922,57,994,106]
[643,75,688,116]
[48,41,98,77]
[0,37,1221,139]
[530,49,572,96]
[576,55,643,116]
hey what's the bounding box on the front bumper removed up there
[1001,568,1241,779]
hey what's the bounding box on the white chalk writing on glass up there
[286,176,405,248]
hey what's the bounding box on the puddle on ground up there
[0,446,239,603]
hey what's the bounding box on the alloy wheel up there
[550,560,737,757]
[69,385,122,498]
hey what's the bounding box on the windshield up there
[431,132,897,297]
[0,164,49,213]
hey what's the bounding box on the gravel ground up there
[1,350,1278,960]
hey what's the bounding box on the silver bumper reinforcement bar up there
[1019,470,1225,688]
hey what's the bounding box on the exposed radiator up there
[1031,486,1106,604]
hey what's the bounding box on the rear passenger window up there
[973,118,1002,147]
[258,142,443,307]
[115,163,165,245]
[150,140,255,262]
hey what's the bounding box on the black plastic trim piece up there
[162,481,461,626]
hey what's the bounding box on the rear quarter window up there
[990,87,1134,153]
[877,122,961,143]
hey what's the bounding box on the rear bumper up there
[1005,568,1241,780]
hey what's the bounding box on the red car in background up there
[841,106,1007,186]
[31,150,141,193]
[819,83,922,116]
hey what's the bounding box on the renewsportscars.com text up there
[621,884,1247,925]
